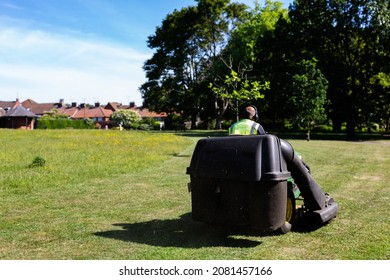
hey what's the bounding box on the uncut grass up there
[0,130,389,259]
[0,129,192,259]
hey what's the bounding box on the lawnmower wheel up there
[286,187,296,224]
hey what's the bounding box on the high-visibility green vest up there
[228,119,262,135]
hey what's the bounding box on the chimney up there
[71,102,77,107]
[58,99,64,108]
[129,102,135,108]
[80,103,85,108]
[95,102,100,107]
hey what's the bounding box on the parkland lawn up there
[0,129,389,259]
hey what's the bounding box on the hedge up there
[36,118,95,129]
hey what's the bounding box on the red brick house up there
[70,103,113,128]
[22,99,64,116]
[0,100,20,110]
[1,99,168,129]
[104,102,167,121]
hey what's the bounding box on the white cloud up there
[0,27,150,106]
[1,3,23,10]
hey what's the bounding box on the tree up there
[209,69,269,123]
[110,109,141,129]
[370,72,390,132]
[290,59,328,140]
[288,0,390,137]
[140,0,249,129]
[235,0,290,128]
[205,0,288,129]
[224,0,288,66]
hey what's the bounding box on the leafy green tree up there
[110,109,141,129]
[288,0,390,137]
[290,59,328,140]
[140,0,249,129]
[206,0,288,128]
[223,0,288,67]
[209,69,269,124]
[369,72,390,132]
[236,0,290,128]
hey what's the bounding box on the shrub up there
[110,109,141,129]
[138,124,151,131]
[37,118,94,129]
[221,119,234,130]
[29,156,46,168]
[141,118,161,130]
[130,123,140,130]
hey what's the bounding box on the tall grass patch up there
[0,130,189,193]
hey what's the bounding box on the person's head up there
[241,105,258,121]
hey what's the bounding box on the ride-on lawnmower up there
[186,134,338,234]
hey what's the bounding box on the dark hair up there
[241,105,258,121]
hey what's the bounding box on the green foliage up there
[373,72,390,88]
[130,122,140,130]
[29,156,46,168]
[141,0,250,127]
[40,109,68,119]
[226,0,288,65]
[37,118,94,129]
[288,0,390,136]
[140,117,162,130]
[290,59,328,139]
[139,0,389,135]
[137,124,151,131]
[110,109,141,129]
[164,113,183,130]
[210,69,269,116]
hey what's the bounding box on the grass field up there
[0,129,389,260]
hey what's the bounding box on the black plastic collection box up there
[187,134,292,233]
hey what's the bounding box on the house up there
[0,98,168,129]
[104,102,123,112]
[57,105,79,118]
[22,99,64,116]
[134,107,167,122]
[0,104,37,129]
[0,100,20,110]
[71,103,113,128]
[104,102,168,122]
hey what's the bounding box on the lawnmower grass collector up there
[186,134,338,234]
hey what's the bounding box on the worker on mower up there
[229,105,266,135]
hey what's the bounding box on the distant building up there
[22,98,64,116]
[104,102,167,121]
[69,102,113,128]
[0,104,37,129]
[0,98,168,129]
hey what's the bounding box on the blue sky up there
[0,0,292,106]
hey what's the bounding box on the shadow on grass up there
[94,213,261,248]
[171,152,191,157]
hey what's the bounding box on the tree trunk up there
[332,117,342,132]
[191,111,197,130]
[214,99,229,130]
[346,113,356,139]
